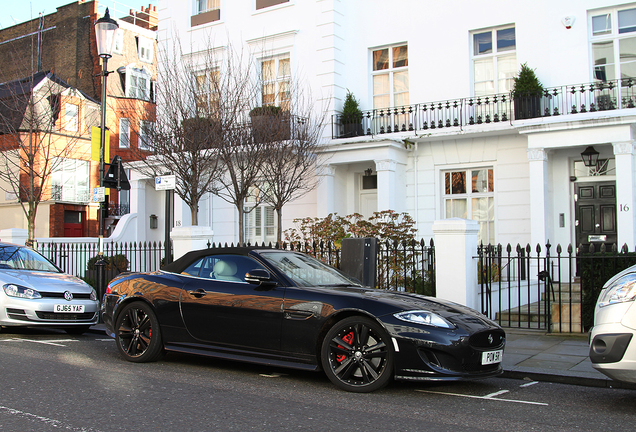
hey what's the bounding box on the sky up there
[0,0,137,30]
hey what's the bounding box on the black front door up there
[575,181,617,252]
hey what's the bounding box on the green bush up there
[87,253,129,272]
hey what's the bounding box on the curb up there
[501,369,636,390]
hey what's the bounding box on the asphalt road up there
[0,328,634,432]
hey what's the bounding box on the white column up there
[432,218,480,310]
[613,141,636,248]
[129,179,146,242]
[375,159,406,212]
[316,164,336,218]
[527,148,549,248]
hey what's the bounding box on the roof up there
[162,245,275,273]
[0,71,98,133]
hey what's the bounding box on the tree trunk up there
[237,201,245,245]
[190,203,199,226]
[276,207,283,245]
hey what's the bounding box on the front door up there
[575,181,617,252]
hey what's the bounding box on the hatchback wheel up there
[321,316,393,392]
[115,302,164,362]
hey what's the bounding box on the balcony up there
[331,79,636,139]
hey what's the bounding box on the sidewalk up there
[88,324,636,390]
[502,329,636,389]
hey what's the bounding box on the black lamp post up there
[581,146,600,168]
[94,8,119,301]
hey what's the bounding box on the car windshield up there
[259,251,361,287]
[0,245,60,272]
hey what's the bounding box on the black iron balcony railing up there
[332,78,636,139]
[108,202,130,217]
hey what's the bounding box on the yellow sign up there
[91,126,110,163]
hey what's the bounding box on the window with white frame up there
[244,185,276,244]
[261,54,290,109]
[443,168,495,245]
[194,68,220,115]
[113,29,124,55]
[245,205,276,244]
[137,36,153,63]
[372,44,408,109]
[50,158,89,203]
[119,118,130,148]
[472,27,516,96]
[196,0,219,13]
[64,103,79,131]
[125,67,151,101]
[138,120,154,150]
[591,6,636,83]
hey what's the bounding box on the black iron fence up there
[37,241,165,287]
[332,78,636,139]
[478,242,636,333]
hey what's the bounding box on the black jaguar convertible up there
[102,246,505,392]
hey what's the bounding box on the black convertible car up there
[102,246,505,392]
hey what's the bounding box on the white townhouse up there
[125,0,636,253]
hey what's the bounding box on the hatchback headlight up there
[3,284,42,299]
[394,310,454,328]
[598,273,636,308]
[90,288,97,301]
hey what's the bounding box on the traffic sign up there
[155,175,176,190]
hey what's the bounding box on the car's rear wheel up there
[321,316,393,392]
[115,301,164,362]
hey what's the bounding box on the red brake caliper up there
[336,331,354,363]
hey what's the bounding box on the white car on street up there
[589,264,636,382]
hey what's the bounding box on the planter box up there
[250,114,290,143]
[340,121,364,138]
[514,95,542,120]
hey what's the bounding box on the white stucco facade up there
[124,0,636,254]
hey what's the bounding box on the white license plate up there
[482,349,503,365]
[54,304,85,313]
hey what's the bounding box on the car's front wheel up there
[321,316,394,392]
[115,301,164,362]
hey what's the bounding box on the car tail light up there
[106,283,112,294]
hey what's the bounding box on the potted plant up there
[340,90,364,137]
[249,105,290,142]
[512,63,544,120]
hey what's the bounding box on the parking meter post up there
[95,256,107,306]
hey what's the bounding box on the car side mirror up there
[245,269,277,288]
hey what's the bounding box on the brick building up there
[0,1,157,238]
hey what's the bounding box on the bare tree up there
[130,35,228,226]
[0,72,92,244]
[258,85,327,243]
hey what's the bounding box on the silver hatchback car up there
[0,242,98,334]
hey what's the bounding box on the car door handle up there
[189,289,207,297]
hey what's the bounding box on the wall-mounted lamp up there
[149,214,158,229]
[364,167,373,177]
[581,146,600,167]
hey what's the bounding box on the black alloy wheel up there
[321,316,393,392]
[115,301,164,362]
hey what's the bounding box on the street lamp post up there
[94,8,119,301]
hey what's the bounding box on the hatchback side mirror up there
[245,269,277,287]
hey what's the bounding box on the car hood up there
[329,286,498,328]
[0,270,92,292]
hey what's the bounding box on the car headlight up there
[90,288,97,301]
[3,284,42,299]
[394,310,454,328]
[598,273,636,307]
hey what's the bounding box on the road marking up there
[416,389,549,406]
[0,405,103,432]
[520,381,539,388]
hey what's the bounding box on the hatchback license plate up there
[482,349,503,365]
[54,304,85,313]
